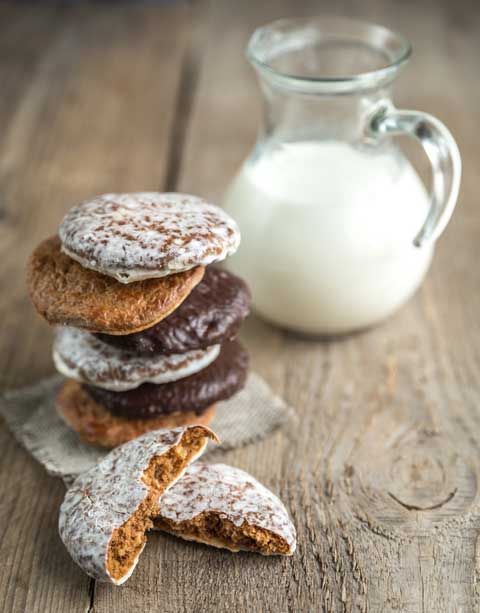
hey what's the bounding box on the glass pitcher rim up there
[246,16,412,94]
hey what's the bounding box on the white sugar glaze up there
[58,426,216,584]
[53,327,220,391]
[59,193,240,283]
[157,462,296,555]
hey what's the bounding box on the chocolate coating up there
[84,341,249,420]
[96,268,250,356]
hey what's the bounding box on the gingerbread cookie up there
[84,340,249,419]
[59,193,240,283]
[53,327,220,391]
[155,463,296,555]
[56,380,216,448]
[97,267,251,356]
[59,426,219,584]
[56,380,215,449]
[26,236,204,334]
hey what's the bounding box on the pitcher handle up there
[369,106,461,247]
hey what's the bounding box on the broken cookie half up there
[155,463,296,556]
[58,426,218,584]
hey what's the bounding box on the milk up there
[222,141,433,334]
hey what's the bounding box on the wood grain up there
[1,0,480,611]
[0,4,189,612]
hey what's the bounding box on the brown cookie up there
[96,267,251,356]
[26,236,204,334]
[84,340,249,420]
[155,463,296,556]
[56,379,216,449]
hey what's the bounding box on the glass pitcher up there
[222,17,461,335]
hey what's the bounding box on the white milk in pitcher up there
[222,141,433,334]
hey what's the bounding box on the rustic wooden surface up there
[0,1,479,611]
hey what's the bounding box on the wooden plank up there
[0,9,95,613]
[0,4,189,612]
[0,5,62,124]
[2,0,479,611]
[94,0,480,611]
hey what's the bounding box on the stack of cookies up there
[27,192,251,447]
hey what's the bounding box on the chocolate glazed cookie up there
[84,341,249,419]
[96,268,251,356]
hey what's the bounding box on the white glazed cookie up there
[53,327,221,391]
[155,463,296,555]
[58,426,219,585]
[59,193,241,283]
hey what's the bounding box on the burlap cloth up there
[0,374,293,485]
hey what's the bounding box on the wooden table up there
[1,1,479,611]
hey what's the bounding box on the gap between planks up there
[163,1,204,193]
